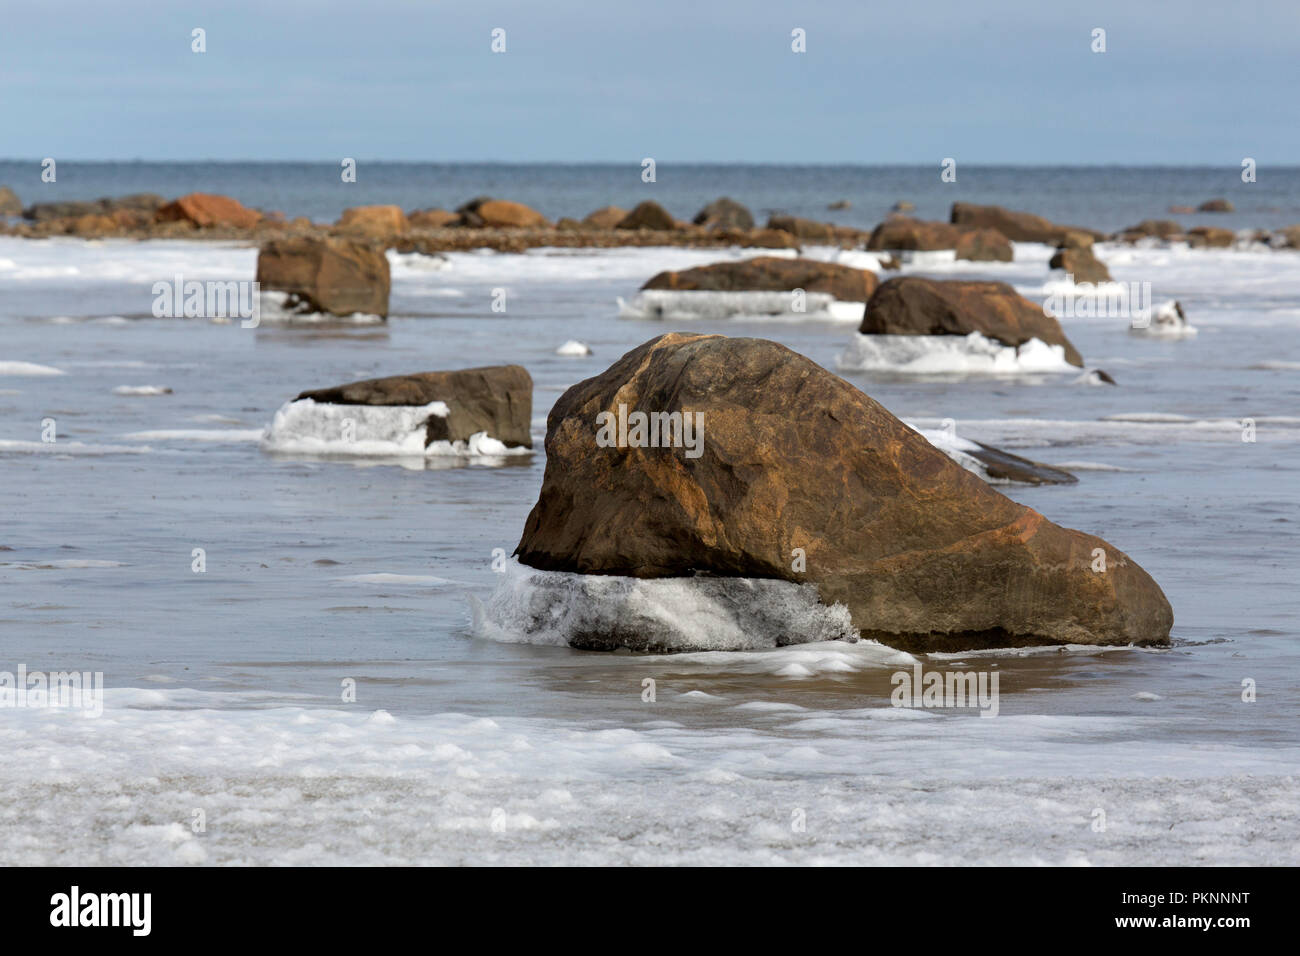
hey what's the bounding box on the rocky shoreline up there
[3,187,1298,253]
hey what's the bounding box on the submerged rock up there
[295,365,533,449]
[859,277,1085,367]
[1197,198,1234,213]
[641,256,878,302]
[256,236,391,318]
[515,333,1171,652]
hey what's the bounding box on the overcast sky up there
[2,0,1296,164]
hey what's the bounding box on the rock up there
[514,333,1171,651]
[112,193,166,213]
[1049,245,1112,283]
[891,201,915,213]
[860,277,1084,367]
[728,227,801,250]
[554,217,584,231]
[336,205,409,237]
[1276,225,1300,248]
[950,202,1102,244]
[474,199,549,229]
[1197,198,1234,213]
[1168,205,1196,215]
[582,206,628,229]
[155,193,262,229]
[828,199,852,210]
[767,215,836,242]
[408,208,459,229]
[24,199,103,222]
[693,197,755,230]
[67,214,117,237]
[256,237,391,318]
[642,256,878,302]
[0,186,20,217]
[296,365,532,448]
[1120,219,1182,241]
[867,217,966,251]
[617,201,677,231]
[955,228,1014,262]
[1059,230,1095,250]
[1186,226,1235,248]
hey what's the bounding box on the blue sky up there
[2,0,1296,163]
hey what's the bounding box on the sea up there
[1,163,1297,865]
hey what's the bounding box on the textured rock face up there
[582,206,628,229]
[767,215,837,242]
[642,256,878,302]
[950,202,1102,244]
[0,186,21,217]
[1187,226,1235,248]
[693,197,755,230]
[954,228,1014,262]
[867,217,965,251]
[474,199,549,228]
[336,205,409,237]
[617,201,677,230]
[256,237,391,318]
[155,193,262,229]
[296,365,532,448]
[408,208,459,229]
[515,333,1172,652]
[1050,245,1112,283]
[859,277,1085,367]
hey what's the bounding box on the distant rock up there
[0,186,20,217]
[950,202,1102,244]
[474,199,549,228]
[256,236,391,318]
[336,205,409,237]
[1276,225,1300,248]
[860,277,1084,367]
[1197,198,1234,213]
[554,217,584,231]
[296,365,532,448]
[582,206,628,229]
[693,197,755,230]
[1120,219,1183,241]
[408,208,459,229]
[828,199,851,210]
[617,201,677,231]
[767,215,837,242]
[1187,225,1235,248]
[155,193,262,229]
[514,332,1171,652]
[891,201,915,213]
[954,228,1014,262]
[1168,205,1196,215]
[642,256,878,302]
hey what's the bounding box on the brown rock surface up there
[867,217,965,251]
[256,236,391,318]
[617,201,677,230]
[582,206,628,229]
[642,256,877,302]
[955,228,1014,262]
[474,199,549,228]
[336,205,409,237]
[155,193,262,229]
[1187,226,1235,248]
[1050,245,1112,283]
[408,208,459,229]
[859,277,1084,367]
[693,197,755,230]
[950,202,1102,244]
[296,365,532,448]
[515,333,1171,651]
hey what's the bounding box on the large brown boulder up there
[155,193,262,229]
[693,197,755,230]
[514,333,1171,652]
[1197,198,1234,213]
[256,237,390,318]
[951,202,1101,244]
[336,205,409,237]
[0,187,22,217]
[955,228,1014,262]
[617,201,677,231]
[1187,226,1235,248]
[860,277,1084,367]
[1123,219,1183,240]
[296,366,532,448]
[1049,245,1112,283]
[408,208,459,229]
[474,199,549,228]
[867,217,965,251]
[582,206,627,229]
[642,256,877,302]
